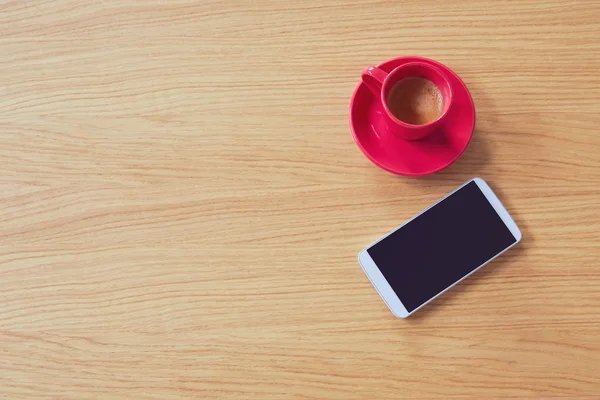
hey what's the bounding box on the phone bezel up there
[358,177,522,318]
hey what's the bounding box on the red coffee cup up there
[361,62,453,141]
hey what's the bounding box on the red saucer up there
[349,56,475,176]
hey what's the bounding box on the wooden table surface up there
[1,1,599,399]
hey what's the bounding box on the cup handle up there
[361,66,388,96]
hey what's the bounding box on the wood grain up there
[1,1,599,399]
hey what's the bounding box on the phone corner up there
[513,228,523,243]
[358,248,373,267]
[472,177,487,187]
[357,249,366,265]
[390,307,410,319]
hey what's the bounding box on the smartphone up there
[358,178,521,318]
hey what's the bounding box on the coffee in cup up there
[386,77,443,125]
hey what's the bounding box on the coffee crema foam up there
[387,77,443,125]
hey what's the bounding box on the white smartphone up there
[358,178,522,318]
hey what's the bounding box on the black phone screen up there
[367,181,517,313]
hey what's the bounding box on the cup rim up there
[380,61,453,129]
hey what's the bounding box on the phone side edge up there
[358,250,409,318]
[473,177,522,243]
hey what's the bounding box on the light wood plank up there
[1,1,599,398]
